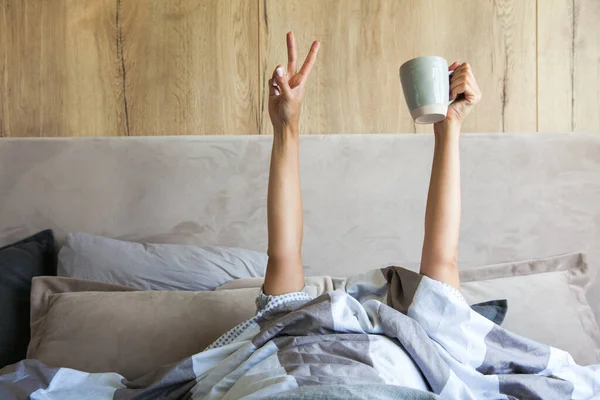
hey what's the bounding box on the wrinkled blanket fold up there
[1,267,599,399]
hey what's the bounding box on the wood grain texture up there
[0,0,124,137]
[537,0,573,132]
[259,0,537,134]
[119,0,259,135]
[573,0,600,132]
[538,0,600,132]
[3,0,599,136]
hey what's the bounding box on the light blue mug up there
[400,56,452,124]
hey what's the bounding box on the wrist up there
[274,124,299,140]
[273,125,299,152]
[434,118,461,139]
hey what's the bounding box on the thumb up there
[273,65,292,97]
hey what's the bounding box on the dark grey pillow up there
[0,230,57,368]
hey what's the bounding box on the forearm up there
[420,120,461,288]
[264,126,304,294]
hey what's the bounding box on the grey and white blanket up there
[1,267,599,399]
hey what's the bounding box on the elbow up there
[267,248,302,263]
[422,242,458,265]
[441,253,458,269]
[438,253,458,271]
[421,251,458,272]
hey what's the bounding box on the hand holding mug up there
[445,61,482,126]
[400,57,481,127]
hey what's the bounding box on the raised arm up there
[420,62,481,289]
[263,32,320,295]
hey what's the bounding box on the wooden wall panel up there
[119,0,259,135]
[538,0,600,132]
[259,0,537,134]
[2,0,599,136]
[0,0,259,137]
[537,0,573,132]
[0,0,124,137]
[572,0,600,132]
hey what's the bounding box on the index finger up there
[297,41,320,82]
[448,61,460,71]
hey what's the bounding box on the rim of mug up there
[399,56,448,73]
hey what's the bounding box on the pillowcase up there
[27,276,259,380]
[459,252,600,365]
[217,276,343,298]
[0,230,57,368]
[58,232,268,291]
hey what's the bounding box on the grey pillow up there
[58,232,267,291]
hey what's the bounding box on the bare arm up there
[420,121,462,288]
[263,32,320,295]
[264,129,304,295]
[420,62,481,289]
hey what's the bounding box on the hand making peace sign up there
[268,32,320,133]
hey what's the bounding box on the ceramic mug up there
[399,56,452,124]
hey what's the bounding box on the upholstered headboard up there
[1,133,599,319]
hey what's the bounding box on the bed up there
[0,133,599,397]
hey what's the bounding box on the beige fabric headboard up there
[1,133,599,319]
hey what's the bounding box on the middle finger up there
[287,32,297,74]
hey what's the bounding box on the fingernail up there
[276,67,284,77]
[272,81,278,87]
[274,88,280,96]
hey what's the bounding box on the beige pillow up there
[28,277,259,380]
[459,252,600,365]
[216,276,343,297]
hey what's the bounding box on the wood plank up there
[538,0,600,132]
[573,0,600,132]
[119,0,259,135]
[0,0,124,137]
[259,0,537,134]
[538,0,574,131]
